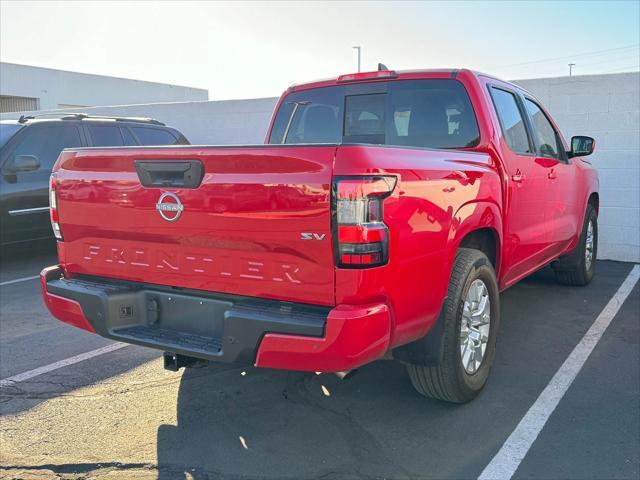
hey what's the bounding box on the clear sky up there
[1,1,638,100]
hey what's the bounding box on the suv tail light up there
[333,176,396,268]
[49,175,62,240]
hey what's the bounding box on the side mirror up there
[8,154,40,173]
[569,136,595,158]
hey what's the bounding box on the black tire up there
[407,248,500,403]
[553,204,597,286]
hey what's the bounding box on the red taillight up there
[49,175,62,240]
[333,176,396,268]
[337,70,397,83]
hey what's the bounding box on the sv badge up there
[301,232,326,241]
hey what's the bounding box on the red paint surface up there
[255,303,391,372]
[40,266,94,332]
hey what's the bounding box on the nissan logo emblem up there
[156,192,184,222]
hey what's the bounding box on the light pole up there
[352,46,361,72]
[568,63,575,77]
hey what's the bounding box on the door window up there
[524,99,562,159]
[490,87,532,155]
[11,125,82,170]
[88,124,124,146]
[0,123,23,148]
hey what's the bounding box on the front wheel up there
[553,204,597,286]
[407,248,500,403]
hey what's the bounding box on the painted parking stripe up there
[0,343,128,387]
[479,264,640,480]
[0,275,39,286]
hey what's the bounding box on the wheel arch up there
[587,191,599,214]
[393,202,503,367]
[458,228,499,270]
[449,201,503,276]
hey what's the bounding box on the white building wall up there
[0,63,208,111]
[515,73,639,263]
[2,72,637,262]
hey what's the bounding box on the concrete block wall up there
[515,73,639,263]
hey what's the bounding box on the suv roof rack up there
[17,113,165,126]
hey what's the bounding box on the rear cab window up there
[268,79,480,149]
[269,88,343,144]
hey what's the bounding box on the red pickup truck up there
[41,68,598,402]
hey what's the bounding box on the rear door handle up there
[548,169,557,180]
[512,170,523,183]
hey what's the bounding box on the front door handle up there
[512,170,523,183]
[548,169,557,180]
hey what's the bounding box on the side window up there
[490,87,532,155]
[524,99,562,159]
[88,124,124,146]
[131,127,179,146]
[12,125,82,171]
[120,127,138,145]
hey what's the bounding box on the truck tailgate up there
[54,146,336,306]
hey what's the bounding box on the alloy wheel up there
[459,279,491,374]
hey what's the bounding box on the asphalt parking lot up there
[0,245,638,480]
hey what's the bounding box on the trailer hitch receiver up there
[163,352,202,371]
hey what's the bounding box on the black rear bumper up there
[43,268,328,365]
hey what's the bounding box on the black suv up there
[0,114,189,246]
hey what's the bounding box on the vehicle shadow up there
[155,261,633,480]
[156,361,433,480]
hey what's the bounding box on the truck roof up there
[286,68,525,95]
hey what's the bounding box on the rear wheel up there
[407,248,500,403]
[553,204,597,286]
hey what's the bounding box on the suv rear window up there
[268,79,480,149]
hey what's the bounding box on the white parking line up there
[0,275,39,286]
[479,264,640,480]
[0,342,128,387]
